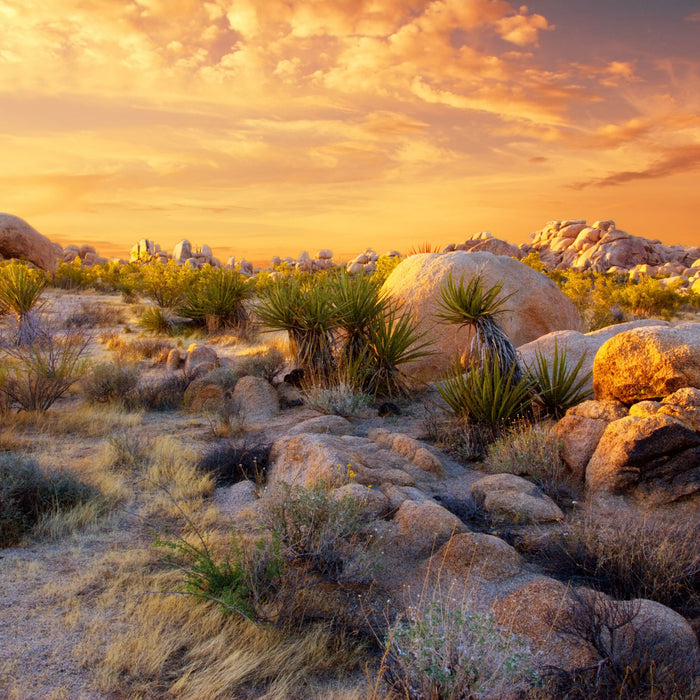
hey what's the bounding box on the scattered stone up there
[184,344,218,374]
[391,499,467,553]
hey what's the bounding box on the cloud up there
[495,9,552,47]
[684,11,700,23]
[571,144,700,189]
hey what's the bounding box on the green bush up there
[438,357,533,432]
[0,452,98,547]
[139,306,174,335]
[0,261,48,346]
[179,268,253,332]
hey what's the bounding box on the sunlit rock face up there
[0,213,57,272]
[380,250,583,385]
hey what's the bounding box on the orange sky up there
[1,0,699,265]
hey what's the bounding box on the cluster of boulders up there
[442,230,523,259]
[521,321,700,507]
[524,218,700,292]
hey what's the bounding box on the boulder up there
[334,482,389,520]
[593,324,700,404]
[0,213,57,272]
[518,320,670,399]
[231,376,279,422]
[381,251,582,384]
[184,344,218,374]
[285,415,353,436]
[392,499,467,553]
[183,379,225,413]
[172,240,192,263]
[468,237,523,258]
[165,348,182,371]
[433,532,522,583]
[470,473,564,523]
[586,414,700,504]
[554,400,628,482]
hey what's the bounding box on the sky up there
[1,0,699,264]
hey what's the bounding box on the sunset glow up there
[1,0,699,264]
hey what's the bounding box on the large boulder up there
[381,251,583,384]
[0,213,57,272]
[586,413,700,504]
[231,376,279,422]
[518,320,671,399]
[593,324,700,404]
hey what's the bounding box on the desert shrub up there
[541,511,700,620]
[615,275,686,320]
[372,253,402,283]
[53,258,93,290]
[179,268,253,332]
[197,442,271,487]
[381,599,536,699]
[231,345,287,382]
[139,306,173,335]
[303,380,372,417]
[123,373,192,411]
[0,261,48,346]
[63,301,125,329]
[0,452,98,547]
[105,336,173,363]
[260,479,368,584]
[103,430,152,472]
[0,328,91,411]
[545,590,697,699]
[140,259,194,309]
[406,242,442,255]
[526,341,593,419]
[82,361,141,405]
[482,422,574,501]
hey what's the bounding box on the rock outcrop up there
[381,251,583,384]
[525,219,700,282]
[0,213,58,272]
[592,323,700,404]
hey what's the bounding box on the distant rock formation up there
[0,213,57,272]
[524,219,700,281]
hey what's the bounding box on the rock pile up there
[524,219,700,287]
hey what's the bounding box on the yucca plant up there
[438,356,533,434]
[437,271,521,380]
[332,272,389,365]
[526,340,593,419]
[255,277,340,376]
[0,262,48,346]
[364,306,433,398]
[139,306,173,335]
[179,268,253,332]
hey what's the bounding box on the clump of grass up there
[82,361,141,405]
[123,373,192,411]
[540,509,700,620]
[63,301,125,328]
[139,306,173,335]
[231,345,286,382]
[0,451,100,547]
[482,422,573,500]
[197,442,271,487]
[303,380,372,417]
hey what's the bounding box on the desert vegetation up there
[0,251,698,699]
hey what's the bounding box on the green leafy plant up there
[255,276,340,376]
[139,306,174,335]
[438,356,533,433]
[0,262,48,346]
[525,341,593,418]
[179,268,253,332]
[363,306,433,398]
[437,271,521,380]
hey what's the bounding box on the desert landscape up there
[0,211,699,699]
